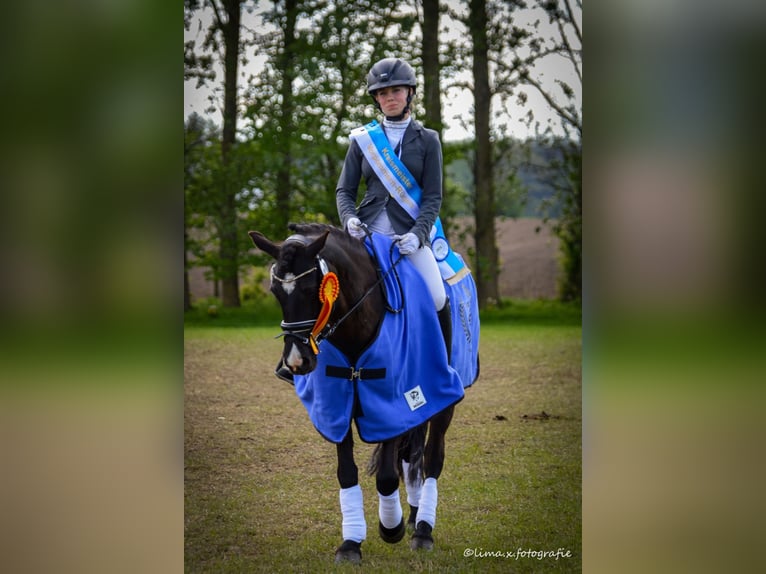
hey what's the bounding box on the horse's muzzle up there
[283,339,318,375]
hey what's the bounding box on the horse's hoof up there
[410,521,434,551]
[406,505,418,533]
[378,518,406,543]
[334,539,362,564]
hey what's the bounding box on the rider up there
[336,57,452,361]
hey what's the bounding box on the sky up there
[183,2,581,142]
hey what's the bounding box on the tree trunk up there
[274,0,298,234]
[421,0,450,235]
[421,0,443,136]
[184,229,193,311]
[559,142,582,301]
[469,0,500,307]
[219,0,242,307]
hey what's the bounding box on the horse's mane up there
[286,223,368,262]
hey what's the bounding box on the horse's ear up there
[248,231,280,259]
[304,230,330,259]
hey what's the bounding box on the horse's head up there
[249,229,331,375]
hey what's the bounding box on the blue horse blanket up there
[444,258,481,389]
[293,233,479,443]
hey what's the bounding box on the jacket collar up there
[402,119,423,146]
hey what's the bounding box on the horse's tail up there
[401,423,426,484]
[367,444,381,477]
[366,423,427,483]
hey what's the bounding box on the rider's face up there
[374,85,411,117]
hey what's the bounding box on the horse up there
[249,222,474,564]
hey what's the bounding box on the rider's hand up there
[346,217,366,239]
[394,232,420,255]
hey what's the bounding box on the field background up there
[188,217,561,302]
[184,302,581,573]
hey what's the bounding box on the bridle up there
[270,235,332,350]
[272,270,325,347]
[272,236,405,355]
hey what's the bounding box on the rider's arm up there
[336,140,364,229]
[408,128,443,247]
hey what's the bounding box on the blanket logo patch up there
[404,385,427,411]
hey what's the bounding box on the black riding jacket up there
[335,119,443,248]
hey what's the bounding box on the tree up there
[271,0,299,233]
[468,0,501,308]
[185,0,581,306]
[553,138,581,301]
[184,113,222,309]
[215,0,244,307]
[443,0,529,308]
[419,0,453,236]
[184,0,247,307]
[493,0,582,300]
[243,1,421,230]
[420,0,443,136]
[184,114,209,311]
[534,0,581,301]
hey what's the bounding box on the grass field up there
[184,301,581,573]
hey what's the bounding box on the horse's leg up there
[376,438,406,543]
[335,428,365,564]
[400,424,426,532]
[411,404,455,551]
[401,459,422,531]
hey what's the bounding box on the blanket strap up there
[325,365,386,420]
[325,366,387,380]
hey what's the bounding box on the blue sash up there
[349,120,466,280]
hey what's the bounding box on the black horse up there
[249,223,463,564]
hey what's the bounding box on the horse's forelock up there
[278,241,302,268]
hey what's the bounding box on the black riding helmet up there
[367,58,417,120]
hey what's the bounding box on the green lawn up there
[184,303,581,573]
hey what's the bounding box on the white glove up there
[346,217,366,239]
[394,232,420,255]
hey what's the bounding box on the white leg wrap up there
[415,478,438,528]
[339,485,366,542]
[377,489,403,529]
[402,460,423,507]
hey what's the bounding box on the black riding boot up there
[437,298,452,363]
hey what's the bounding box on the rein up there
[322,242,404,340]
[275,240,405,354]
